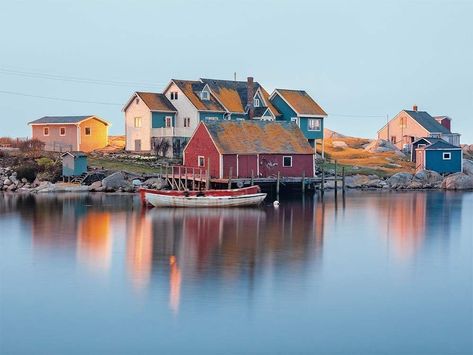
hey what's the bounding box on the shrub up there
[36,157,55,170]
[18,139,45,152]
[15,163,39,182]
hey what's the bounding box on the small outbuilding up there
[414,138,462,173]
[61,151,88,177]
[183,121,315,179]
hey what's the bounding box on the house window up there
[170,92,178,100]
[135,98,139,105]
[85,127,91,136]
[443,152,451,160]
[198,156,205,167]
[254,98,260,107]
[206,117,218,121]
[43,127,49,136]
[417,144,426,148]
[183,117,190,128]
[308,119,321,131]
[201,90,210,100]
[291,117,299,126]
[165,116,172,128]
[400,116,407,128]
[60,127,66,136]
[134,117,142,128]
[391,136,396,144]
[283,156,292,167]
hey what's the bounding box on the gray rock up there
[412,170,443,188]
[143,177,166,190]
[102,172,128,191]
[463,159,473,176]
[364,139,405,156]
[21,178,28,183]
[89,181,103,191]
[3,178,12,186]
[6,184,16,192]
[332,141,348,148]
[132,179,142,186]
[386,172,413,188]
[441,173,473,190]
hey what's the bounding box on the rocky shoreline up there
[1,160,473,194]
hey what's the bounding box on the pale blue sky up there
[1,0,472,141]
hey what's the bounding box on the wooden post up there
[184,167,187,190]
[321,165,325,192]
[302,171,305,193]
[334,160,338,191]
[342,167,346,193]
[251,170,254,186]
[206,158,210,190]
[199,168,203,190]
[276,171,280,195]
[178,166,182,191]
[192,167,196,191]
[228,167,233,190]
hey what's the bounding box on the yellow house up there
[28,115,110,152]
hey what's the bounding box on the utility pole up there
[234,72,236,81]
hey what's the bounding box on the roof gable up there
[425,140,461,150]
[271,89,327,117]
[172,79,225,112]
[28,115,109,126]
[202,121,313,154]
[135,92,176,112]
[404,110,451,134]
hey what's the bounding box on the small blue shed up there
[414,139,462,174]
[61,151,88,177]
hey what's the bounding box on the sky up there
[1,0,472,142]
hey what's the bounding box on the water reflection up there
[0,191,464,311]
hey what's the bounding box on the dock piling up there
[342,167,346,193]
[276,171,280,195]
[302,171,305,193]
[334,160,338,191]
[321,165,325,193]
[228,167,233,189]
[251,170,254,186]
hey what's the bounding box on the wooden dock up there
[155,164,346,193]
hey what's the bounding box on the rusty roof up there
[203,121,314,154]
[136,92,176,111]
[201,78,280,116]
[172,80,225,112]
[275,89,327,116]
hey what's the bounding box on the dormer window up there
[254,98,260,107]
[200,90,210,100]
[170,92,178,100]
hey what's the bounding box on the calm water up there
[0,191,471,355]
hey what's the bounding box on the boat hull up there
[143,191,267,208]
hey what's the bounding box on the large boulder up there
[3,178,12,186]
[143,177,167,190]
[410,170,443,188]
[441,173,473,190]
[332,141,348,148]
[386,172,413,189]
[463,159,473,176]
[101,172,128,191]
[344,174,384,188]
[364,139,405,157]
[89,181,104,192]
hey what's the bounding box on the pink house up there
[28,115,110,152]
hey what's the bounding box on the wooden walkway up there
[158,165,346,193]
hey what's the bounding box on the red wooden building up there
[183,121,315,179]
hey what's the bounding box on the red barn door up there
[237,155,257,178]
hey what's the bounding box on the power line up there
[0,90,122,106]
[328,112,386,118]
[0,67,168,88]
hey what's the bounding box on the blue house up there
[61,151,87,177]
[269,89,327,152]
[414,138,463,174]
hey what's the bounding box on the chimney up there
[247,77,254,119]
[413,105,418,111]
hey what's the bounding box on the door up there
[135,139,141,151]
